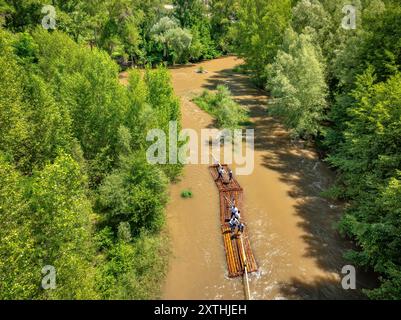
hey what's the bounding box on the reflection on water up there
[162,57,374,300]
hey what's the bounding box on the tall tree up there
[233,0,292,84]
[267,28,328,138]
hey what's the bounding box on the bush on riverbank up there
[193,85,248,129]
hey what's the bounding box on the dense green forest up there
[0,0,236,65]
[0,0,236,300]
[0,26,181,298]
[1,0,401,300]
[233,0,401,299]
[0,2,187,299]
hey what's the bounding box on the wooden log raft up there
[209,164,258,278]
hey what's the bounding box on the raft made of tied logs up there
[209,164,258,279]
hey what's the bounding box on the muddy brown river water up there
[123,57,374,300]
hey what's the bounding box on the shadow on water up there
[201,64,377,299]
[276,277,370,300]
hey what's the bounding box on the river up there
[143,56,373,300]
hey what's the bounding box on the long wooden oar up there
[240,235,251,300]
[211,154,220,166]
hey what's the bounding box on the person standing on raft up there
[228,169,233,183]
[217,165,225,181]
[231,205,240,220]
[229,216,239,234]
[238,222,245,234]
